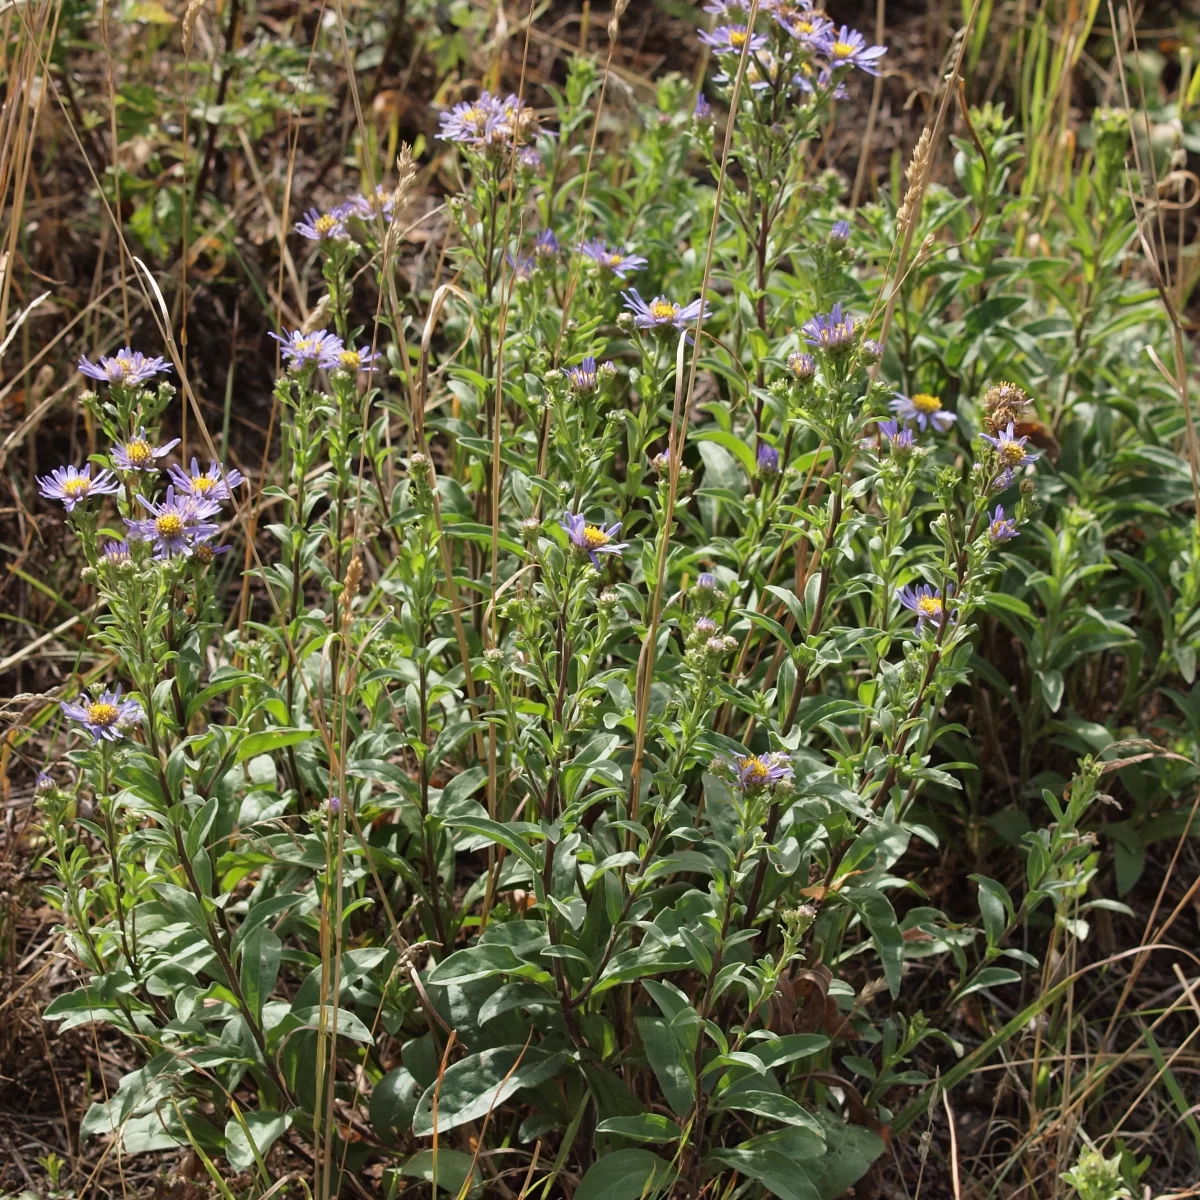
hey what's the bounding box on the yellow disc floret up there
[156,513,185,539]
[650,300,679,322]
[911,393,942,414]
[86,701,120,728]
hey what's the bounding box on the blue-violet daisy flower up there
[168,457,245,502]
[580,239,648,279]
[294,207,349,242]
[623,289,711,331]
[981,421,1039,488]
[111,427,180,472]
[699,24,768,54]
[892,392,956,433]
[61,686,142,742]
[78,347,170,388]
[987,505,1019,543]
[270,329,344,370]
[801,303,859,353]
[897,583,952,634]
[733,751,794,792]
[561,511,629,567]
[820,25,887,74]
[125,486,221,558]
[37,464,119,512]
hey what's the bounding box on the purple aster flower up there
[270,329,344,371]
[439,94,502,144]
[982,421,1039,489]
[168,457,246,503]
[566,356,601,393]
[860,338,882,363]
[518,146,542,170]
[580,239,648,279]
[871,418,915,455]
[294,207,349,242]
[775,4,832,43]
[830,219,851,243]
[78,347,170,388]
[333,345,383,373]
[328,795,342,815]
[987,505,1019,543]
[344,185,396,222]
[897,583,952,634]
[192,541,230,565]
[732,751,793,792]
[37,464,119,512]
[892,392,956,433]
[561,511,629,567]
[787,351,816,381]
[111,427,180,472]
[801,303,859,354]
[125,486,221,559]
[623,289,711,331]
[756,441,781,475]
[101,540,133,566]
[694,94,713,122]
[702,0,754,16]
[699,24,768,54]
[507,251,536,282]
[696,572,717,591]
[820,25,887,74]
[61,686,142,743]
[533,230,560,258]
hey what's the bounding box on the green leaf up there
[224,1111,292,1172]
[411,1047,567,1137]
[371,1066,422,1143]
[636,1017,694,1117]
[841,889,905,998]
[393,1149,483,1198]
[957,966,1022,999]
[186,672,259,722]
[711,1090,823,1134]
[239,928,281,1026]
[575,1150,674,1200]
[1037,669,1064,713]
[969,875,1014,949]
[594,1113,683,1143]
[234,728,317,764]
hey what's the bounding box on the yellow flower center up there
[582,525,611,550]
[916,596,943,618]
[991,519,1007,537]
[604,252,624,268]
[156,513,185,538]
[62,477,90,497]
[86,702,120,727]
[115,355,134,373]
[912,393,942,414]
[650,300,678,321]
[125,439,153,465]
[797,19,815,33]
[730,29,748,47]
[465,104,488,130]
[314,214,339,235]
[192,475,216,494]
[1000,441,1027,466]
[831,40,855,58]
[340,350,362,369]
[742,757,771,784]
[295,338,314,354]
[799,60,815,77]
